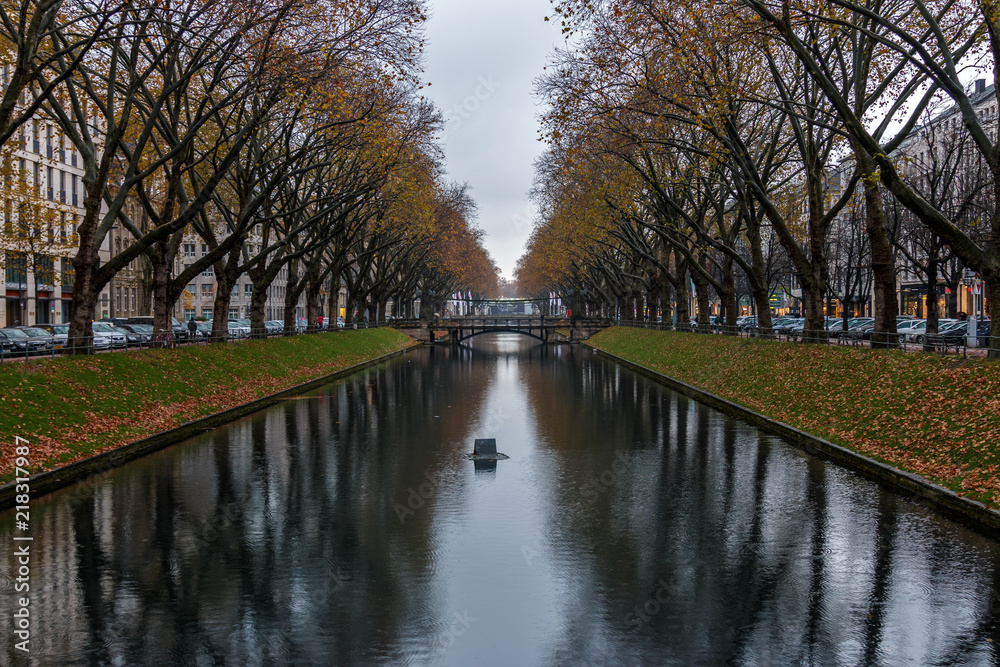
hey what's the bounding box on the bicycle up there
[153,330,175,349]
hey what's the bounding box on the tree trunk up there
[305,282,321,333]
[856,145,898,348]
[211,282,234,342]
[746,214,772,332]
[675,255,690,328]
[693,256,711,331]
[249,283,268,337]
[150,244,173,347]
[66,230,100,353]
[720,258,738,333]
[924,257,940,352]
[345,293,358,324]
[660,273,673,326]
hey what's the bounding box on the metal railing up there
[612,319,998,358]
[0,321,390,365]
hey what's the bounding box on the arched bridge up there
[393,316,611,344]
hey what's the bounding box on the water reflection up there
[2,334,999,665]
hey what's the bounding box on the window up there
[59,171,65,203]
[46,125,52,158]
[131,287,137,312]
[6,251,26,284]
[201,244,208,257]
[35,254,54,286]
[232,284,239,296]
[201,284,213,298]
[116,287,122,312]
[61,258,74,288]
[186,284,195,294]
[46,166,53,200]
[183,243,195,258]
[229,308,239,319]
[245,284,253,297]
[72,174,78,206]
[201,308,213,320]
[202,266,213,277]
[184,308,195,320]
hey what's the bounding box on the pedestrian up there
[187,317,197,339]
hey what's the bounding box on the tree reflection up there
[1,338,998,665]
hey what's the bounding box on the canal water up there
[3,334,1000,665]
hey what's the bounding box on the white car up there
[92,322,125,348]
[905,319,957,343]
[228,319,251,337]
[896,319,926,342]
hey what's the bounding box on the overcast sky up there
[422,0,565,280]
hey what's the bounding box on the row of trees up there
[515,0,998,356]
[1,0,498,349]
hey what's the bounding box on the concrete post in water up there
[474,439,497,457]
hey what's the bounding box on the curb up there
[588,345,1000,539]
[0,343,419,511]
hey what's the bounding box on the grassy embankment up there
[1,329,416,483]
[587,327,1000,508]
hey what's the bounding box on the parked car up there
[227,319,250,338]
[111,325,144,346]
[15,327,55,352]
[0,329,19,356]
[7,326,52,354]
[264,320,284,335]
[195,321,215,339]
[979,320,992,347]
[774,318,804,334]
[336,316,346,329]
[830,317,874,339]
[118,323,154,344]
[847,321,877,340]
[895,319,926,343]
[913,319,959,344]
[0,328,39,356]
[92,322,127,348]
[33,323,71,349]
[125,316,188,341]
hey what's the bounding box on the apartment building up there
[1,112,109,327]
[892,78,995,319]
